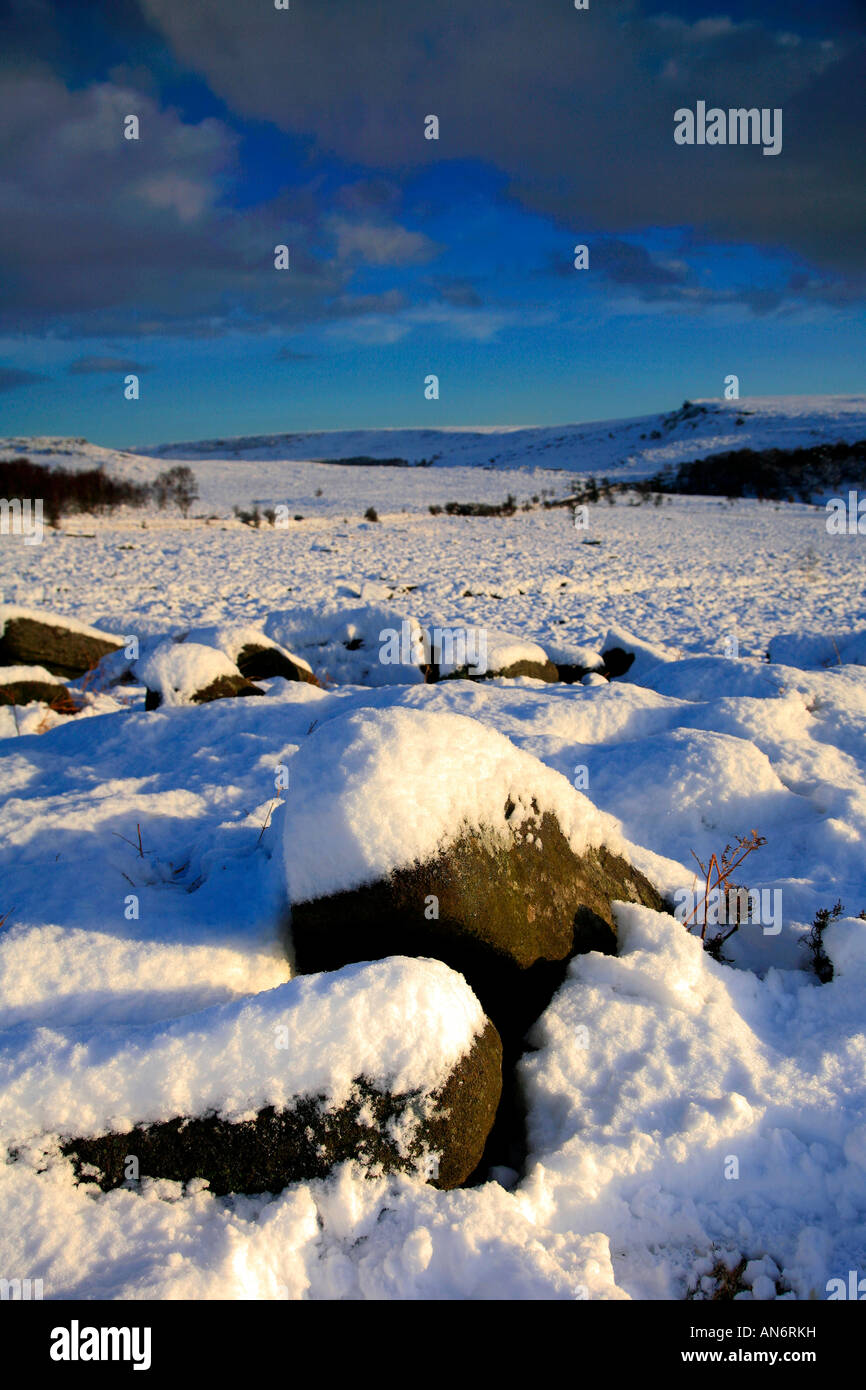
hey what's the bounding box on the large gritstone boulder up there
[284,707,663,1041]
[236,643,317,685]
[0,959,501,1194]
[0,665,71,708]
[0,606,123,678]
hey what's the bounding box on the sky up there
[0,0,863,447]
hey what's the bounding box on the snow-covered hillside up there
[135,395,866,472]
[3,395,865,491]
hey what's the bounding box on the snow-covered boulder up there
[181,623,318,686]
[543,639,606,685]
[137,641,265,709]
[284,707,663,1038]
[440,628,558,683]
[0,605,123,678]
[42,959,502,1193]
[266,603,429,686]
[600,624,679,681]
[0,664,69,707]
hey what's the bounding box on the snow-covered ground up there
[1,395,865,1300]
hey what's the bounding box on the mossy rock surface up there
[443,658,559,683]
[144,673,266,709]
[290,807,662,1043]
[61,1020,502,1195]
[191,673,265,704]
[0,678,70,707]
[0,616,121,679]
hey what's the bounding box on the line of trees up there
[0,458,199,525]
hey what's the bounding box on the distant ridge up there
[3,395,865,482]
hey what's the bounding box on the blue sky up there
[0,0,863,446]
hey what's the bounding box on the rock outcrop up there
[0,606,123,678]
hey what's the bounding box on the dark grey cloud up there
[433,279,485,309]
[275,347,315,361]
[0,364,46,392]
[593,239,689,290]
[0,72,440,337]
[139,0,866,289]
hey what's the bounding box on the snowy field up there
[1,395,866,1300]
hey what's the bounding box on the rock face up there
[599,645,635,679]
[235,642,318,685]
[448,656,559,683]
[291,804,663,1042]
[0,610,122,678]
[61,1019,502,1195]
[547,644,606,685]
[554,664,589,683]
[599,626,678,682]
[144,673,265,710]
[554,658,607,684]
[0,666,71,708]
[440,630,559,683]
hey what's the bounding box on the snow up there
[1,393,865,1301]
[521,901,866,1299]
[542,639,604,670]
[265,603,427,686]
[282,706,628,904]
[0,956,485,1145]
[0,1156,624,1300]
[0,665,64,685]
[0,921,289,1029]
[768,631,866,670]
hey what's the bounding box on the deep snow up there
[1,395,865,1301]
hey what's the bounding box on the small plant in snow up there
[800,900,844,983]
[682,830,767,962]
[687,1255,749,1301]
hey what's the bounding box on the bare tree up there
[153,466,199,518]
